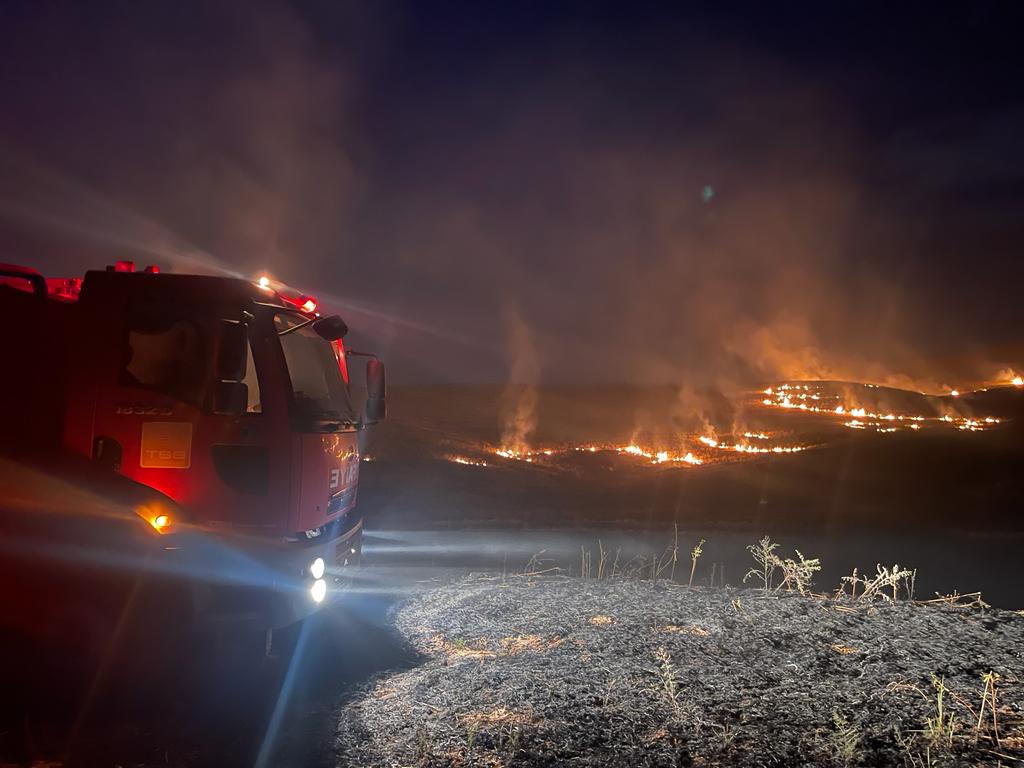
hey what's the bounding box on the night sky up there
[2,1,1022,386]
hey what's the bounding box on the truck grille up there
[284,486,358,544]
[327,485,356,516]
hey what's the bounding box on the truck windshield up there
[274,313,355,424]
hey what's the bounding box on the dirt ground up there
[335,576,1024,767]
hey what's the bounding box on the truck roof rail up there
[0,263,47,297]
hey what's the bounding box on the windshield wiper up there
[278,316,315,337]
[306,407,358,428]
[317,418,359,432]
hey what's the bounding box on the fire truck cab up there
[0,261,385,635]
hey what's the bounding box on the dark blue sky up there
[2,1,1022,386]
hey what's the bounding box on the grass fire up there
[3,2,1024,767]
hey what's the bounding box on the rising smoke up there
[499,303,539,453]
[0,1,370,283]
[0,3,1019,399]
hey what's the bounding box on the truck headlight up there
[310,579,327,603]
[309,557,325,580]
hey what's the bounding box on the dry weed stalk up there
[654,646,682,718]
[689,538,705,587]
[921,591,990,609]
[669,524,679,582]
[744,536,779,593]
[922,676,959,748]
[840,563,915,602]
[777,550,821,595]
[974,671,1001,747]
[827,712,862,768]
[522,550,561,581]
[743,537,820,595]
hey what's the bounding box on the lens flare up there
[311,578,327,603]
[309,557,325,580]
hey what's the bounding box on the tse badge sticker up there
[140,422,193,469]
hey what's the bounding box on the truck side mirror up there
[313,315,348,341]
[217,320,248,381]
[213,381,248,416]
[365,358,386,423]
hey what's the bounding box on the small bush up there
[743,537,820,595]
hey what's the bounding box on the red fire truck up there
[0,261,385,649]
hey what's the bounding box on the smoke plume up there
[1,3,1020,393]
[500,303,539,452]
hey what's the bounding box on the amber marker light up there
[136,504,174,534]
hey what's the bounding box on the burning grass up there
[441,435,813,475]
[336,544,1024,767]
[760,381,1007,433]
[433,380,1017,478]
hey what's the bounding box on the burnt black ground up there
[336,576,1024,767]
[0,585,413,767]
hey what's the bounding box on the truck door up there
[204,312,293,530]
[81,302,291,530]
[79,299,211,509]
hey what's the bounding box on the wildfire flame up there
[447,455,488,467]
[467,432,812,472]
[617,444,703,465]
[760,382,1003,433]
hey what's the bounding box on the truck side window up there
[243,342,262,413]
[123,308,210,407]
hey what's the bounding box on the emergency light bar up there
[254,274,319,315]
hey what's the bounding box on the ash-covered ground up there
[336,576,1024,767]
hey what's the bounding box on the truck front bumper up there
[171,517,364,631]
